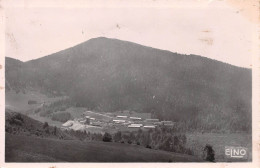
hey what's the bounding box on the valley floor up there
[5,91,252,162]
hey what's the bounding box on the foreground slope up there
[5,37,252,132]
[6,134,202,162]
[5,109,70,139]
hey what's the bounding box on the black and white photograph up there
[1,0,259,165]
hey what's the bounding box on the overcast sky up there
[5,0,257,68]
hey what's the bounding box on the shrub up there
[146,145,152,149]
[203,144,215,162]
[8,114,24,126]
[15,113,23,122]
[53,126,57,135]
[173,135,180,146]
[12,119,23,126]
[136,142,140,145]
[127,140,132,144]
[5,127,10,133]
[28,100,37,105]
[45,128,50,134]
[43,122,49,129]
[114,131,122,142]
[103,132,112,142]
[35,131,40,136]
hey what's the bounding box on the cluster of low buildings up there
[61,111,175,132]
[114,117,175,131]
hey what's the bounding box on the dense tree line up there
[63,126,193,155]
[111,126,193,155]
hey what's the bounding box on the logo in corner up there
[225,146,248,159]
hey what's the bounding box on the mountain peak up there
[5,37,251,132]
[88,36,109,41]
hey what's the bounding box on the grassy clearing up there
[5,90,66,114]
[6,134,202,162]
[186,132,252,162]
[28,113,63,127]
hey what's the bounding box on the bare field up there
[28,113,63,127]
[5,90,66,113]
